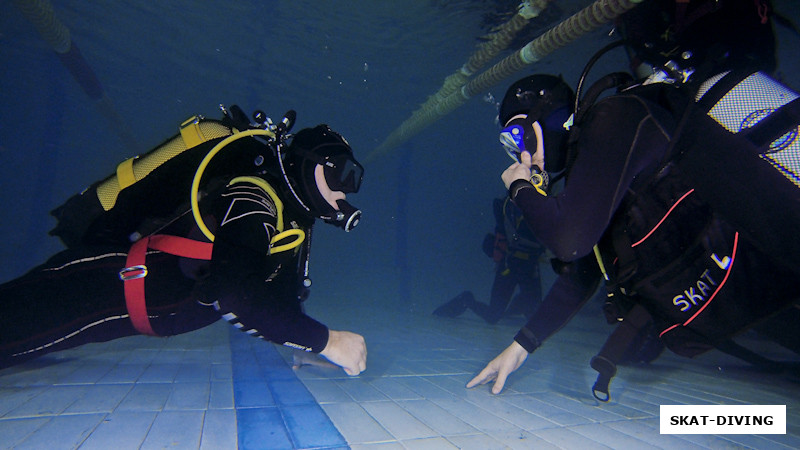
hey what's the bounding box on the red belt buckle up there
[119,264,148,281]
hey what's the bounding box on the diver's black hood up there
[499,74,574,173]
[279,125,363,231]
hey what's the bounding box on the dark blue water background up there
[2,0,798,315]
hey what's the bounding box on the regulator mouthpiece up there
[328,199,361,232]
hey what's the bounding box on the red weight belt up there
[120,234,213,336]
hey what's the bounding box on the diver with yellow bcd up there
[1,105,368,376]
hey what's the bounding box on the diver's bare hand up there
[466,341,528,394]
[320,329,367,376]
[501,150,533,189]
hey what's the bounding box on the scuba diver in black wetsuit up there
[0,107,368,376]
[433,195,545,324]
[467,0,800,398]
[468,73,800,396]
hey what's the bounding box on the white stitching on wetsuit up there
[43,252,127,272]
[218,184,278,240]
[12,314,130,357]
[22,251,162,358]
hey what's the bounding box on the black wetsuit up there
[509,85,800,356]
[435,197,544,323]
[478,245,542,323]
[481,197,544,323]
[0,180,328,369]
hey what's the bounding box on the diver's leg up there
[0,244,211,369]
[474,267,516,324]
[0,247,137,368]
[507,257,543,320]
[432,291,474,318]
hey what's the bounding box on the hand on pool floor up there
[466,341,528,394]
[319,329,367,376]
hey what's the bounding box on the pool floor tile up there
[1,304,800,449]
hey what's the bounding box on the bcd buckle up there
[180,115,206,148]
[119,265,148,281]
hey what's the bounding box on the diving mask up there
[500,123,527,161]
[322,153,364,194]
[500,116,539,162]
[499,118,549,194]
[293,145,364,194]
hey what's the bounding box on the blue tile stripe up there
[228,328,347,449]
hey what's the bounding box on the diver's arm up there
[508,96,672,261]
[207,181,330,353]
[467,255,600,394]
[513,254,601,352]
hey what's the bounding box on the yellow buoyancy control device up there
[97,116,232,211]
[49,110,280,249]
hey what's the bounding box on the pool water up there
[2,1,800,448]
